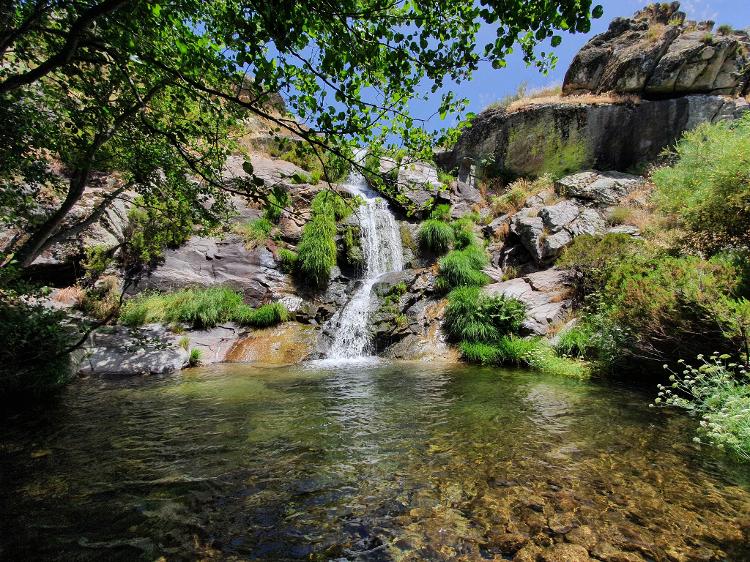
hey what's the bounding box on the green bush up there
[656,354,750,460]
[264,186,290,223]
[418,219,454,254]
[435,244,490,291]
[555,323,596,359]
[0,299,72,397]
[277,248,298,273]
[444,286,526,342]
[120,287,288,330]
[652,114,750,252]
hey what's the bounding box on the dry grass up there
[505,92,641,113]
[52,285,86,306]
[490,175,554,216]
[646,23,667,43]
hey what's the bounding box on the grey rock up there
[555,171,645,206]
[510,213,545,263]
[563,3,750,96]
[483,269,572,335]
[78,325,188,376]
[133,235,291,307]
[394,160,446,215]
[436,95,749,179]
[608,224,641,236]
[567,208,606,237]
[540,200,581,231]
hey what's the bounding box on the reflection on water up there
[1,362,749,561]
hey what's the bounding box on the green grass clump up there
[555,324,596,359]
[235,217,273,247]
[235,302,290,327]
[188,348,203,367]
[120,287,288,330]
[277,248,298,273]
[430,204,452,221]
[435,244,490,292]
[418,219,454,254]
[296,191,358,288]
[451,217,478,249]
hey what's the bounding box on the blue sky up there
[416,0,750,129]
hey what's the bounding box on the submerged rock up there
[226,322,318,364]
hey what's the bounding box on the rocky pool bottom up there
[1,362,749,561]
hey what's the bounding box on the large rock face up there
[439,95,748,179]
[563,2,750,96]
[132,235,293,307]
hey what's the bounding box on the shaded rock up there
[510,213,545,262]
[484,269,571,335]
[132,235,291,307]
[437,96,748,179]
[555,171,644,206]
[78,325,187,377]
[225,322,318,364]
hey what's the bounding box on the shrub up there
[80,275,121,320]
[264,186,290,223]
[235,217,273,248]
[652,114,750,252]
[655,354,750,460]
[490,174,553,216]
[607,206,632,226]
[120,287,288,330]
[451,217,477,249]
[555,323,596,359]
[557,233,645,301]
[418,219,454,254]
[0,298,72,397]
[444,286,526,342]
[716,24,733,35]
[277,248,298,273]
[435,244,490,291]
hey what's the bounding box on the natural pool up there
[1,362,749,561]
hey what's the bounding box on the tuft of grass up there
[607,206,633,226]
[490,175,553,216]
[429,204,452,221]
[444,286,526,342]
[235,302,289,327]
[120,287,288,330]
[555,324,596,359]
[435,244,490,292]
[277,248,298,273]
[178,336,190,350]
[235,217,273,248]
[716,24,733,35]
[418,219,454,254]
[188,347,203,367]
[451,217,477,249]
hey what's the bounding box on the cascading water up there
[326,155,404,359]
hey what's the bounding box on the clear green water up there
[1,362,749,561]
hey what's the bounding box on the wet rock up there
[565,525,598,550]
[539,543,592,562]
[174,325,241,365]
[513,544,545,562]
[225,322,318,364]
[590,542,648,562]
[484,269,572,335]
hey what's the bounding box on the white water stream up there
[326,156,404,359]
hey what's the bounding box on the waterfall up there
[326,155,404,359]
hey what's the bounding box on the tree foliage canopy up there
[0,0,600,268]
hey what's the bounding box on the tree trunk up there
[13,166,91,268]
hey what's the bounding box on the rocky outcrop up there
[563,3,750,97]
[438,95,748,179]
[503,171,642,264]
[132,235,293,307]
[484,269,572,335]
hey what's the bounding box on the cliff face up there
[439,2,750,180]
[439,95,748,178]
[563,2,750,97]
